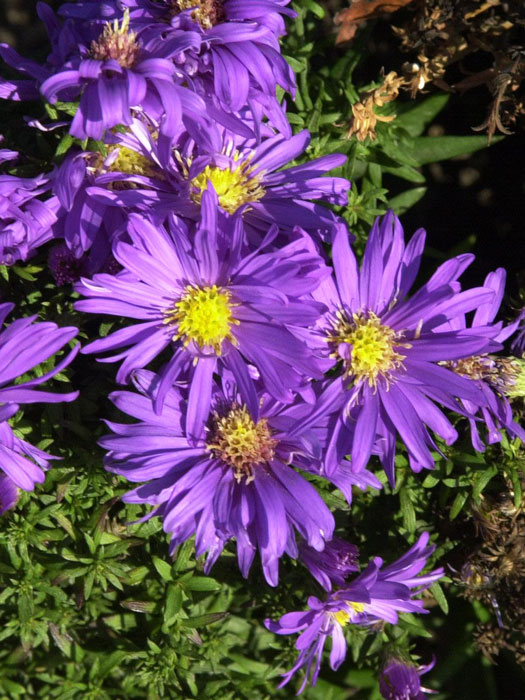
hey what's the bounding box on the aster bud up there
[379,655,435,700]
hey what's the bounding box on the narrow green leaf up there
[152,556,173,582]
[179,612,229,629]
[430,582,449,614]
[184,576,222,592]
[389,187,427,215]
[399,487,416,533]
[472,465,498,501]
[449,491,468,520]
[409,135,503,166]
[396,94,450,137]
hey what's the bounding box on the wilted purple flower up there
[379,657,436,700]
[0,166,58,265]
[511,309,525,357]
[298,537,359,591]
[75,193,329,428]
[434,269,525,449]
[101,369,335,586]
[265,533,443,693]
[313,212,502,483]
[0,303,79,509]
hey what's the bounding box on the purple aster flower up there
[101,368,335,586]
[1,6,208,142]
[379,657,436,700]
[265,533,443,693]
[312,211,503,484]
[434,269,525,449]
[84,119,350,246]
[298,537,359,591]
[0,303,79,508]
[59,0,296,134]
[75,193,329,427]
[51,126,170,258]
[0,167,58,265]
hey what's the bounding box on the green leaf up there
[399,487,416,533]
[449,491,468,520]
[396,94,450,137]
[389,187,427,215]
[184,576,222,592]
[163,584,183,627]
[472,465,498,501]
[430,582,449,614]
[409,135,503,166]
[179,612,229,629]
[55,132,75,157]
[152,556,173,582]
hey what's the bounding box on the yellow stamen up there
[109,146,158,178]
[328,311,407,387]
[164,285,239,353]
[332,602,364,627]
[207,405,277,482]
[190,160,265,215]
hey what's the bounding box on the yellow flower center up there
[207,405,277,482]
[165,285,239,352]
[328,311,407,387]
[89,10,140,68]
[170,0,226,29]
[190,161,265,215]
[332,602,364,626]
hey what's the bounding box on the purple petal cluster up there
[265,533,443,693]
[0,161,58,265]
[101,369,336,586]
[0,303,78,509]
[75,192,330,421]
[313,213,503,484]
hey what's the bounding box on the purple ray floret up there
[100,369,335,586]
[265,532,443,693]
[434,268,525,449]
[0,164,58,265]
[0,303,79,512]
[298,536,359,591]
[314,211,503,483]
[75,190,329,426]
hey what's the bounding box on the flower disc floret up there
[89,11,140,68]
[207,404,277,483]
[329,311,406,387]
[165,284,238,352]
[108,146,158,178]
[171,0,226,28]
[190,162,265,215]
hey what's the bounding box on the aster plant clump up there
[0,1,524,698]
